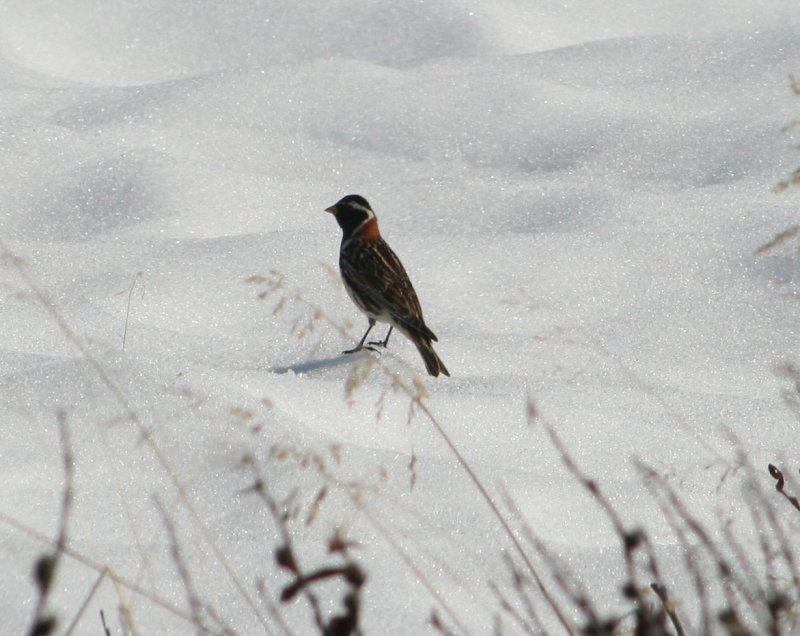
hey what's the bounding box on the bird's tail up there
[415,338,450,377]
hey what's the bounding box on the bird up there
[324,194,450,377]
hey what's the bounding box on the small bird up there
[324,194,449,377]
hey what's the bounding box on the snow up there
[1,1,800,634]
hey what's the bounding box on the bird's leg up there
[344,319,376,354]
[368,326,393,349]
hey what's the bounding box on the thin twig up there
[651,583,686,636]
[768,464,800,513]
[154,498,208,635]
[121,271,142,350]
[756,226,800,254]
[99,610,111,636]
[27,410,74,636]
[64,569,108,635]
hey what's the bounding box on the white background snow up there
[1,1,799,634]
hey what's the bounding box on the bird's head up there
[325,194,377,238]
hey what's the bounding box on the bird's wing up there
[341,238,437,341]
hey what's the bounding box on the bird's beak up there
[324,205,337,214]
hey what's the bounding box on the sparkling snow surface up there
[1,1,799,634]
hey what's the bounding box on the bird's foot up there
[367,339,389,349]
[343,344,379,354]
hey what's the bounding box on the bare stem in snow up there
[768,464,800,514]
[27,410,73,636]
[121,270,142,350]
